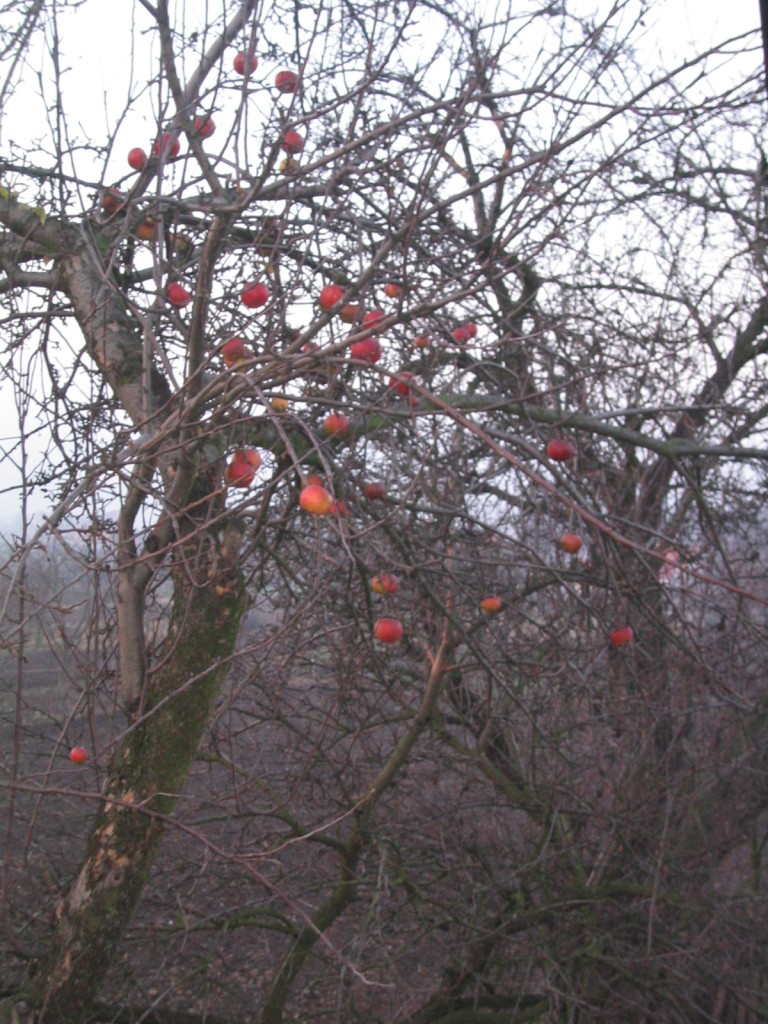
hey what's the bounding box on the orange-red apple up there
[299,483,333,516]
[371,573,399,594]
[374,617,403,643]
[323,413,350,436]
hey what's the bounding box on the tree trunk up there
[15,535,246,1024]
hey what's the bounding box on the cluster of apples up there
[479,438,631,646]
[296,478,403,643]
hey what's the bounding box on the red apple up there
[546,439,575,462]
[371,573,399,594]
[153,133,180,159]
[300,483,333,516]
[193,116,215,139]
[384,282,402,298]
[127,147,147,170]
[101,188,125,215]
[610,626,634,647]
[389,371,414,397]
[374,617,403,643]
[559,533,583,554]
[234,51,257,74]
[275,69,299,93]
[319,284,344,310]
[224,448,261,487]
[69,746,88,765]
[241,281,269,308]
[413,334,430,349]
[167,282,192,307]
[464,322,478,338]
[480,596,502,613]
[281,129,304,154]
[350,337,382,363]
[222,337,251,368]
[363,309,385,329]
[363,482,386,500]
[323,412,350,436]
[452,326,470,342]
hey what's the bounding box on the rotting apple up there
[363,482,386,500]
[373,617,403,643]
[135,216,156,242]
[339,304,360,324]
[275,70,299,93]
[101,188,125,215]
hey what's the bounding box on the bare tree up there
[0,1,766,1021]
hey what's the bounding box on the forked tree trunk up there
[8,539,247,1024]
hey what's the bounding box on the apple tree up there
[0,0,767,1021]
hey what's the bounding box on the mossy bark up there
[22,546,246,1024]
